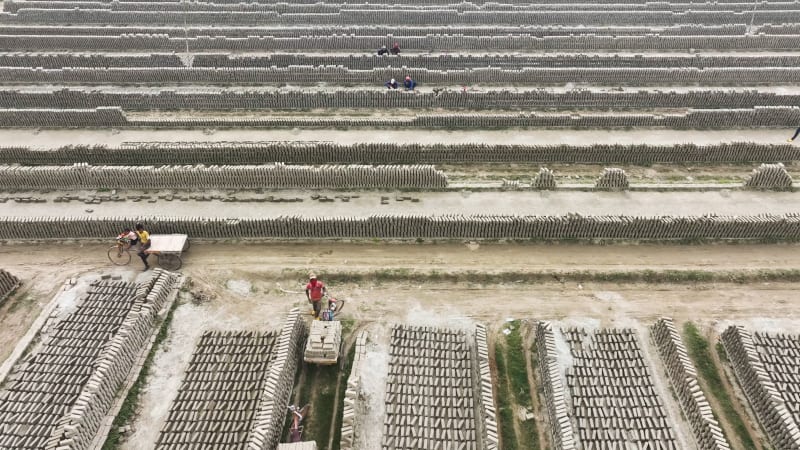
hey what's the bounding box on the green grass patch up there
[493,347,518,450]
[495,322,540,450]
[683,322,757,450]
[102,297,180,450]
[284,268,800,286]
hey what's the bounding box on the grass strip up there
[505,321,540,450]
[102,297,180,450]
[493,346,518,450]
[683,322,757,450]
[281,268,800,285]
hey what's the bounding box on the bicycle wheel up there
[107,246,132,266]
[158,254,182,271]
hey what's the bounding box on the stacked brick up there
[5,107,800,128]
[303,320,342,364]
[475,323,499,450]
[563,327,679,449]
[0,53,183,68]
[0,271,178,449]
[5,214,800,240]
[247,308,304,450]
[0,269,21,304]
[340,331,368,450]
[3,142,798,165]
[535,322,576,450]
[277,443,317,450]
[745,163,794,191]
[651,318,730,450]
[595,168,629,190]
[382,325,477,450]
[155,330,279,448]
[533,168,556,190]
[721,326,800,450]
[0,163,448,190]
[752,333,800,431]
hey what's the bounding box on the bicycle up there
[108,239,134,266]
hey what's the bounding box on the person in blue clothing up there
[403,75,417,91]
[385,78,398,89]
[789,127,800,142]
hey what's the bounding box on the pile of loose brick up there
[721,326,800,450]
[155,330,278,448]
[594,168,630,190]
[651,318,730,450]
[0,268,20,304]
[562,327,679,449]
[0,269,178,449]
[6,214,800,240]
[382,325,478,450]
[745,163,794,191]
[0,163,448,190]
[535,322,576,450]
[339,331,367,450]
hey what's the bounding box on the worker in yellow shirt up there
[135,223,151,271]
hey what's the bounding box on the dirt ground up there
[1,241,799,449]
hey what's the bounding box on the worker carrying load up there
[305,273,327,319]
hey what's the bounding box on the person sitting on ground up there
[377,45,389,56]
[134,223,151,271]
[305,273,327,318]
[390,42,401,55]
[385,78,399,89]
[116,228,138,248]
[403,75,417,91]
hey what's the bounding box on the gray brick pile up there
[535,322,576,450]
[383,325,477,450]
[155,330,279,449]
[4,107,800,129]
[0,270,178,449]
[303,320,341,364]
[475,323,498,450]
[721,326,800,450]
[752,332,800,432]
[595,168,629,190]
[4,214,800,240]
[0,269,21,304]
[651,318,730,450]
[340,331,368,450]
[0,53,183,68]
[247,308,304,450]
[533,168,556,190]
[0,163,448,190]
[745,163,794,191]
[563,327,678,449]
[3,142,797,165]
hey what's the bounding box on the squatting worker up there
[305,273,327,318]
[135,223,151,271]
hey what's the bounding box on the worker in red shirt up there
[305,273,327,318]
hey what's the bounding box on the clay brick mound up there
[0,269,21,304]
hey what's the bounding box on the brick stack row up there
[0,53,183,68]
[155,330,279,449]
[3,34,800,52]
[595,168,629,190]
[752,332,800,431]
[0,163,448,190]
[563,327,679,449]
[4,107,800,128]
[340,331,368,450]
[535,322,576,450]
[5,214,800,240]
[721,326,800,450]
[247,308,304,450]
[475,323,498,450]
[3,142,797,165]
[745,163,794,191]
[50,269,178,450]
[0,269,21,304]
[382,325,478,450]
[651,318,730,450]
[5,89,800,110]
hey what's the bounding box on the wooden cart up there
[144,234,190,270]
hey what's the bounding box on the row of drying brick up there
[4,142,797,165]
[652,318,730,450]
[383,325,478,450]
[6,214,800,240]
[0,269,21,304]
[8,89,800,110]
[475,324,498,450]
[339,331,367,450]
[155,330,278,448]
[0,163,448,190]
[3,9,800,25]
[721,327,800,450]
[752,333,800,426]
[536,322,576,450]
[3,34,800,52]
[6,107,800,128]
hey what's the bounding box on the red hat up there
[405,76,411,80]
